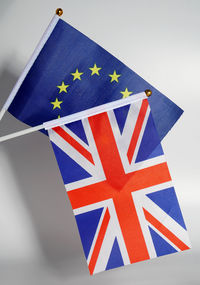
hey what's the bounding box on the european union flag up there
[8,18,183,140]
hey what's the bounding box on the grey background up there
[0,0,199,284]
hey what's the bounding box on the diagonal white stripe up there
[130,106,150,166]
[49,118,106,191]
[93,219,116,274]
[147,222,180,253]
[49,129,96,176]
[109,101,165,174]
[120,100,142,153]
[74,199,130,274]
[61,125,90,151]
[132,182,191,254]
[142,195,191,247]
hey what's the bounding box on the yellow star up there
[71,68,83,81]
[89,63,102,76]
[109,70,121,83]
[120,88,133,99]
[57,81,69,93]
[58,115,61,119]
[51,98,63,110]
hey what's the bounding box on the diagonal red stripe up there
[61,106,177,269]
[127,99,148,164]
[88,208,110,275]
[143,208,190,251]
[53,126,94,165]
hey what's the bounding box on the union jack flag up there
[48,95,190,274]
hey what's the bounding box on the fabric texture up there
[8,19,183,140]
[48,97,190,274]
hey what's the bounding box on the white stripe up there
[49,118,106,191]
[107,103,141,173]
[73,200,109,215]
[74,199,130,273]
[61,125,90,151]
[130,106,150,166]
[131,155,166,172]
[133,182,191,250]
[87,207,107,264]
[82,118,105,181]
[94,220,116,274]
[133,191,157,259]
[95,199,130,269]
[94,201,131,274]
[132,182,173,259]
[49,129,96,176]
[119,100,142,153]
[109,100,165,174]
[65,176,105,192]
[107,200,130,265]
[65,118,106,191]
[147,222,180,253]
[142,196,191,247]
[136,181,174,194]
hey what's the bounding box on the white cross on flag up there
[48,92,190,274]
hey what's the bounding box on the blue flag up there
[8,18,183,140]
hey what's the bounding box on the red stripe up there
[88,113,127,190]
[143,209,190,251]
[68,180,113,209]
[68,162,171,209]
[113,194,150,263]
[88,209,110,275]
[53,126,94,164]
[127,99,148,164]
[122,162,172,194]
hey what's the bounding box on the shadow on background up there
[0,66,199,284]
[0,65,84,268]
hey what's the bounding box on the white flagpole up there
[0,91,151,143]
[0,124,44,143]
[0,9,63,122]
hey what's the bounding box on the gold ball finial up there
[56,8,63,16]
[145,89,152,97]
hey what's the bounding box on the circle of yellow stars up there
[50,64,133,117]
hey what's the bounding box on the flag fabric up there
[8,18,183,141]
[48,93,190,274]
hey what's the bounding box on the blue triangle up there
[114,104,130,134]
[66,120,88,145]
[75,208,103,259]
[147,187,186,230]
[136,113,163,163]
[51,141,91,184]
[106,238,124,270]
[149,226,177,256]
[148,143,164,159]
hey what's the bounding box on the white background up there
[0,0,199,284]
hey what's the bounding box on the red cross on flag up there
[47,92,190,274]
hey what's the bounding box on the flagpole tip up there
[145,89,152,97]
[56,8,63,16]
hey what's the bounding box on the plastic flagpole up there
[0,91,152,143]
[0,8,63,122]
